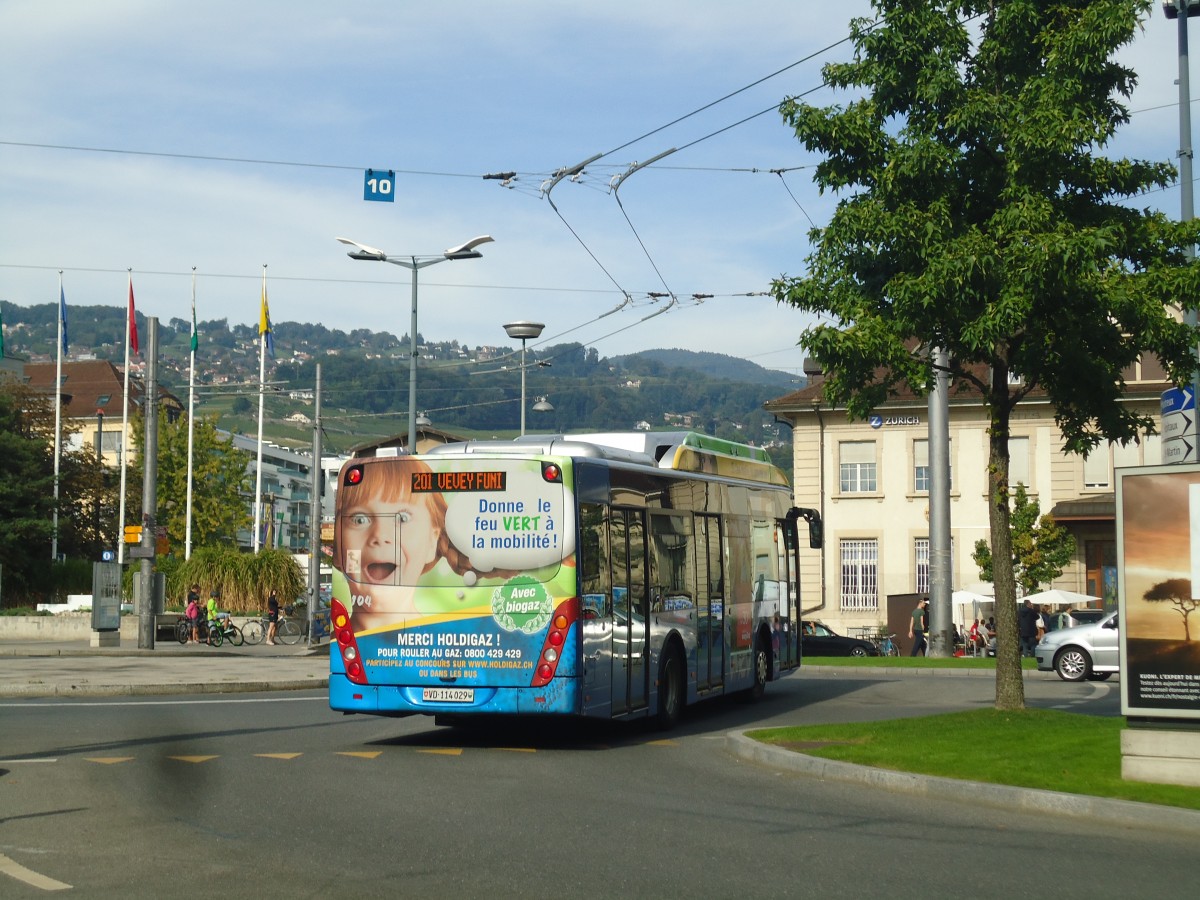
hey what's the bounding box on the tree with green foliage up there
[971,484,1076,597]
[132,413,252,552]
[772,0,1200,709]
[0,381,57,599]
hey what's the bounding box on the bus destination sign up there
[412,470,507,492]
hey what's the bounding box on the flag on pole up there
[259,280,274,358]
[59,286,69,353]
[128,277,140,356]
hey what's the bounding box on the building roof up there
[24,360,182,418]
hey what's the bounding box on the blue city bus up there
[328,432,821,728]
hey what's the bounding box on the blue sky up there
[0,1,1191,375]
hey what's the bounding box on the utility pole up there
[927,346,952,657]
[308,364,322,648]
[138,317,159,649]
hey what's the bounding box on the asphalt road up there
[3,669,1188,899]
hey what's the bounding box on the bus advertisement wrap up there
[329,455,579,713]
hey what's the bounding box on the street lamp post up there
[338,235,493,451]
[503,321,545,436]
[1165,1,1200,403]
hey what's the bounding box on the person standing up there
[266,589,280,646]
[185,583,202,644]
[1018,599,1040,657]
[908,597,928,656]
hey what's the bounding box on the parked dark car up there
[801,620,879,657]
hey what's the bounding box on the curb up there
[0,678,329,699]
[726,731,1200,836]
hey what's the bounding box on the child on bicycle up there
[206,589,222,646]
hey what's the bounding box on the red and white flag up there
[128,275,140,356]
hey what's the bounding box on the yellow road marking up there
[84,757,135,764]
[417,748,463,756]
[255,753,302,760]
[0,852,72,891]
[335,751,382,759]
[647,739,679,746]
[497,747,536,753]
[167,755,218,763]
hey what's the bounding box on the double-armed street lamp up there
[337,235,492,451]
[503,321,545,436]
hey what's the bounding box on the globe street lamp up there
[503,321,545,436]
[337,235,492,451]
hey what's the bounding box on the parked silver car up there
[1035,610,1119,682]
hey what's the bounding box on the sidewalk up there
[0,636,330,698]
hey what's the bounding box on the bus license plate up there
[422,687,474,703]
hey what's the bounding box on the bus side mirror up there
[790,507,823,550]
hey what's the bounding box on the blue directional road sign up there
[1162,385,1195,416]
[363,168,395,202]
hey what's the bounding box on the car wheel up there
[1054,647,1091,682]
[850,646,868,657]
[1086,672,1112,681]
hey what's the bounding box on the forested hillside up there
[1,300,802,471]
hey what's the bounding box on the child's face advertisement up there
[335,458,574,635]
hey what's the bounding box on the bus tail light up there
[530,597,579,687]
[331,598,368,685]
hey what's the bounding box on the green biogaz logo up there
[492,576,553,634]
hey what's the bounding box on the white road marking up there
[0,852,72,891]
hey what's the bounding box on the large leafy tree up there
[772,0,1200,709]
[129,412,252,552]
[0,381,56,598]
[971,484,1076,596]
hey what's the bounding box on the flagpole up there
[185,267,197,559]
[52,271,64,561]
[253,265,268,553]
[117,270,133,566]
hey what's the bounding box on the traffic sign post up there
[1163,386,1198,464]
[123,524,143,544]
[363,168,395,202]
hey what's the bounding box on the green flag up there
[190,298,198,354]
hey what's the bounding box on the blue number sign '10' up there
[363,168,396,202]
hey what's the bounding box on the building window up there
[839,441,877,493]
[914,537,953,593]
[1083,447,1109,489]
[840,539,878,611]
[1009,436,1030,488]
[100,431,122,453]
[913,439,952,493]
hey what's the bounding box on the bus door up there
[696,514,723,691]
[611,508,649,715]
[579,502,613,716]
[776,518,801,670]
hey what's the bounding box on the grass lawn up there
[749,708,1200,811]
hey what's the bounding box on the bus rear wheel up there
[745,636,769,702]
[655,646,684,731]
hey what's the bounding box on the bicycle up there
[242,607,300,645]
[174,616,223,647]
[275,606,302,645]
[879,633,900,657]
